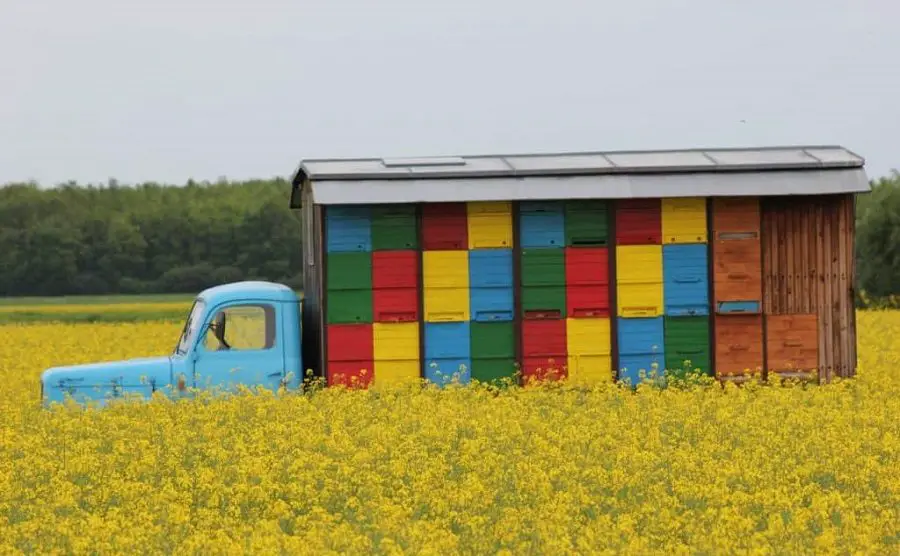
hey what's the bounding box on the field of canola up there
[0,310,898,554]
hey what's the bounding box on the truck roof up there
[197,281,299,306]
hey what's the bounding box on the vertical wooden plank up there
[795,202,803,313]
[822,200,829,381]
[784,199,797,313]
[774,205,783,313]
[416,203,427,381]
[823,200,835,381]
[775,204,785,313]
[847,194,858,378]
[831,196,843,382]
[773,202,779,313]
[826,198,836,382]
[609,201,620,380]
[776,202,783,313]
[760,199,769,377]
[512,201,524,385]
[763,199,778,314]
[776,205,790,314]
[760,197,770,378]
[837,195,850,378]
[317,204,328,378]
[815,201,827,382]
[811,202,819,315]
[762,198,772,315]
[787,202,797,313]
[799,203,815,313]
[707,197,716,378]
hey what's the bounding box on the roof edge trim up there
[306,168,871,205]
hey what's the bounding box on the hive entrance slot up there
[718,231,758,240]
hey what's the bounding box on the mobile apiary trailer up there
[39,145,873,405]
[289,145,870,388]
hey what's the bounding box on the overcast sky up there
[1,0,897,186]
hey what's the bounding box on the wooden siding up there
[761,193,857,381]
[313,204,326,379]
[300,185,325,380]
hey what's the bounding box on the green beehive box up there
[470,321,515,359]
[664,316,711,375]
[521,247,566,287]
[326,289,373,324]
[471,358,518,385]
[326,252,373,290]
[521,286,566,318]
[565,200,609,246]
[371,205,418,250]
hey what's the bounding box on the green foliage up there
[856,170,900,305]
[0,178,303,297]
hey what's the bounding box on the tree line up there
[0,178,302,296]
[855,170,900,305]
[1,172,899,303]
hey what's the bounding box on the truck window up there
[175,299,206,355]
[204,304,276,351]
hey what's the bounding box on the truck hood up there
[41,356,173,403]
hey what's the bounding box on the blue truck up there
[41,281,304,405]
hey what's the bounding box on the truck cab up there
[40,281,304,406]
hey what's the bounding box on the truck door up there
[192,301,286,393]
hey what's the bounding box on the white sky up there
[0,0,897,186]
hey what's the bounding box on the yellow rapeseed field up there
[0,302,191,315]
[1,311,899,554]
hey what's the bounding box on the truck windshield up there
[174,299,206,355]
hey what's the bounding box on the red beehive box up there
[372,250,418,322]
[326,360,374,388]
[564,247,609,285]
[422,203,468,250]
[566,286,610,318]
[522,356,568,382]
[373,289,418,322]
[522,319,567,357]
[326,323,375,387]
[615,199,661,244]
[564,247,610,317]
[326,323,374,362]
[372,251,418,289]
[521,318,569,379]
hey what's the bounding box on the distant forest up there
[0,178,302,297]
[1,171,900,303]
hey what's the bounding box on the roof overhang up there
[287,145,870,207]
[303,168,871,206]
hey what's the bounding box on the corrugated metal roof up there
[308,168,871,205]
[292,145,865,182]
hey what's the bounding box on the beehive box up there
[290,146,870,387]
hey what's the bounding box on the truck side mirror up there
[214,311,227,342]
[205,311,231,351]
